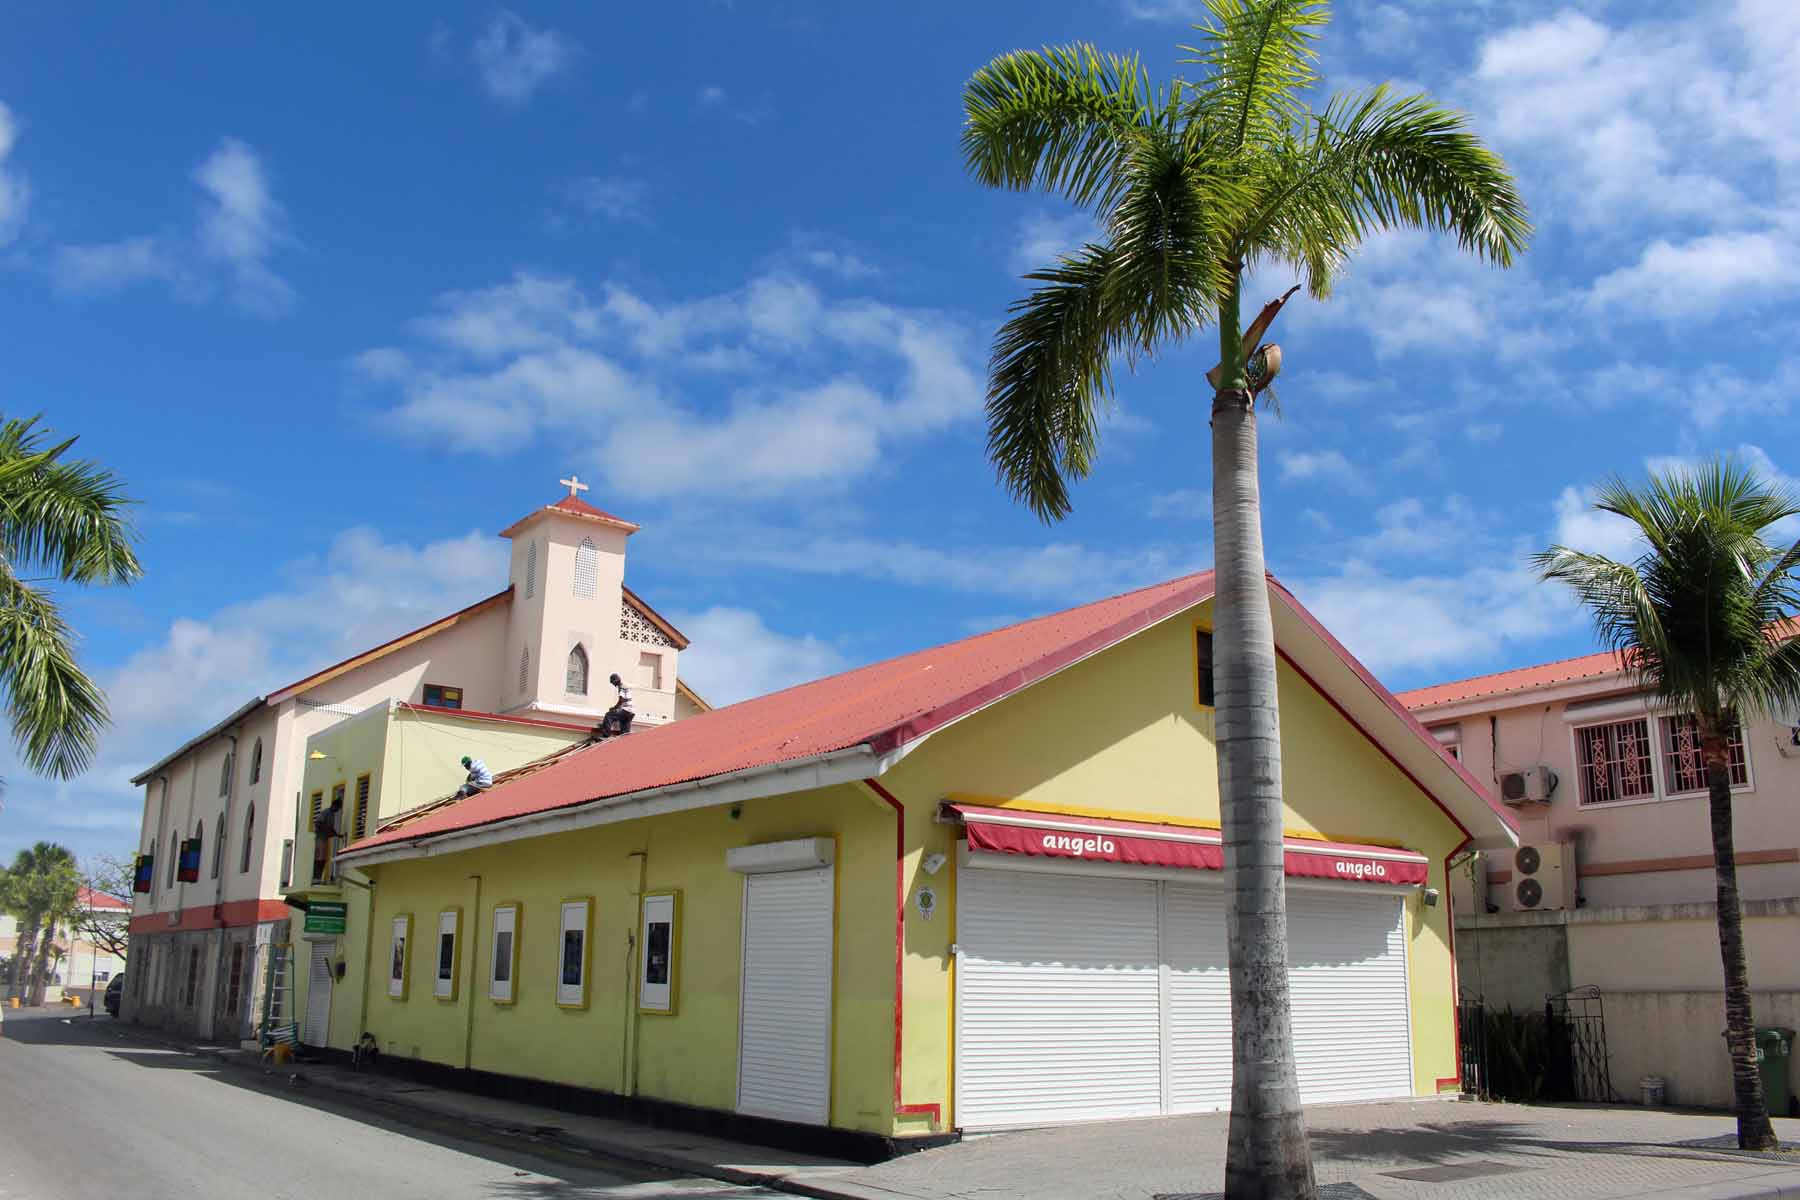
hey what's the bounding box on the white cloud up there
[698,85,728,106]
[1009,211,1099,275]
[1278,448,1368,492]
[1550,486,1643,561]
[1117,0,1205,19]
[193,139,294,315]
[51,238,178,295]
[1353,496,1478,559]
[667,607,847,707]
[357,268,985,500]
[1293,559,1574,675]
[0,101,29,246]
[471,10,579,105]
[574,175,650,223]
[48,140,293,314]
[1147,488,1210,521]
[1587,231,1799,321]
[794,247,878,280]
[1642,443,1800,542]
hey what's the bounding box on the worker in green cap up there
[455,755,493,799]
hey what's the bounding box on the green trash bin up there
[1757,1027,1795,1118]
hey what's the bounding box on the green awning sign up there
[304,901,348,935]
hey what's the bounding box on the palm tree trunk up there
[1212,278,1316,1200]
[31,923,56,1006]
[1702,728,1778,1149]
[10,919,37,1000]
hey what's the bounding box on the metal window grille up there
[574,538,598,597]
[1575,718,1655,804]
[353,775,371,840]
[519,647,530,695]
[525,539,537,599]
[1660,715,1748,793]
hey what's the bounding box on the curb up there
[93,1019,897,1200]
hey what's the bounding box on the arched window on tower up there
[241,804,255,873]
[566,644,589,695]
[519,646,531,695]
[526,540,537,600]
[249,737,263,785]
[573,538,598,598]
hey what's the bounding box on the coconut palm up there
[0,415,141,779]
[961,2,1527,1193]
[0,842,79,1003]
[1535,459,1800,1151]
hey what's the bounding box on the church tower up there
[497,477,684,727]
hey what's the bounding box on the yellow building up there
[332,572,1516,1156]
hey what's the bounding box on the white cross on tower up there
[559,474,589,499]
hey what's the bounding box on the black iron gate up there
[1546,985,1614,1103]
[1457,986,1613,1103]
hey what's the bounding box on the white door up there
[1163,883,1232,1112]
[956,868,1162,1128]
[1285,889,1412,1103]
[737,867,834,1124]
[302,940,333,1047]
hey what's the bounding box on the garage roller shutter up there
[1164,883,1232,1112]
[1285,889,1412,1104]
[956,868,1162,1128]
[737,866,834,1124]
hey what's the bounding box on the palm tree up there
[0,414,141,779]
[0,854,37,1000]
[961,3,1527,1193]
[1,842,78,1003]
[1535,459,1799,1151]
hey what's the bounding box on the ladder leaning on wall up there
[258,942,297,1049]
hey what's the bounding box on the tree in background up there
[74,854,134,965]
[0,414,142,782]
[1536,459,1800,1150]
[961,2,1526,1193]
[0,841,79,1003]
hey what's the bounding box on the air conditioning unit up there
[1498,766,1558,805]
[1507,841,1577,912]
[1449,852,1489,917]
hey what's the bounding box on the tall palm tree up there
[27,844,79,1005]
[0,415,141,779]
[961,3,1527,1193]
[0,853,38,999]
[1535,459,1799,1151]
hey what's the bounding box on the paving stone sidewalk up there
[86,1016,1800,1200]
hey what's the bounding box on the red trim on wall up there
[863,778,943,1131]
[1276,647,1474,845]
[128,898,289,935]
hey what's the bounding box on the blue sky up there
[3,1,1797,863]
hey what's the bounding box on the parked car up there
[103,974,125,1017]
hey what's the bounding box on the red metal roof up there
[79,885,130,912]
[550,495,635,526]
[346,570,1510,856]
[1394,649,1626,709]
[349,573,1218,852]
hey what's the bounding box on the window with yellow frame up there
[387,913,411,1000]
[1193,622,1216,708]
[433,908,461,1001]
[556,897,593,1009]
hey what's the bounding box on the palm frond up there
[1245,87,1530,289]
[961,44,1158,212]
[0,559,109,779]
[985,244,1137,522]
[1183,0,1327,152]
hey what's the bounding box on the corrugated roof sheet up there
[1395,649,1626,709]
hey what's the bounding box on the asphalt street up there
[0,1007,776,1200]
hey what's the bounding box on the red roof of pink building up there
[1395,649,1627,709]
[79,885,130,912]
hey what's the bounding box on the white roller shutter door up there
[1163,883,1232,1112]
[736,866,834,1124]
[957,866,1414,1128]
[956,868,1162,1128]
[1285,889,1412,1103]
[302,940,333,1047]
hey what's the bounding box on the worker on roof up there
[455,755,493,799]
[600,672,635,738]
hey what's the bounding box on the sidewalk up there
[99,1018,1800,1200]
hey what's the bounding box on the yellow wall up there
[880,603,1466,1122]
[292,704,585,1048]
[333,602,1469,1136]
[356,784,897,1133]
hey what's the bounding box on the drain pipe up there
[623,849,647,1096]
[463,873,482,1071]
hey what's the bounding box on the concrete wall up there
[1606,990,1800,1112]
[1423,690,1800,911]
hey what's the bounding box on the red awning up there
[945,803,1429,887]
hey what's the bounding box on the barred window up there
[1661,715,1749,793]
[574,538,598,597]
[353,774,372,840]
[566,644,589,695]
[1575,718,1656,805]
